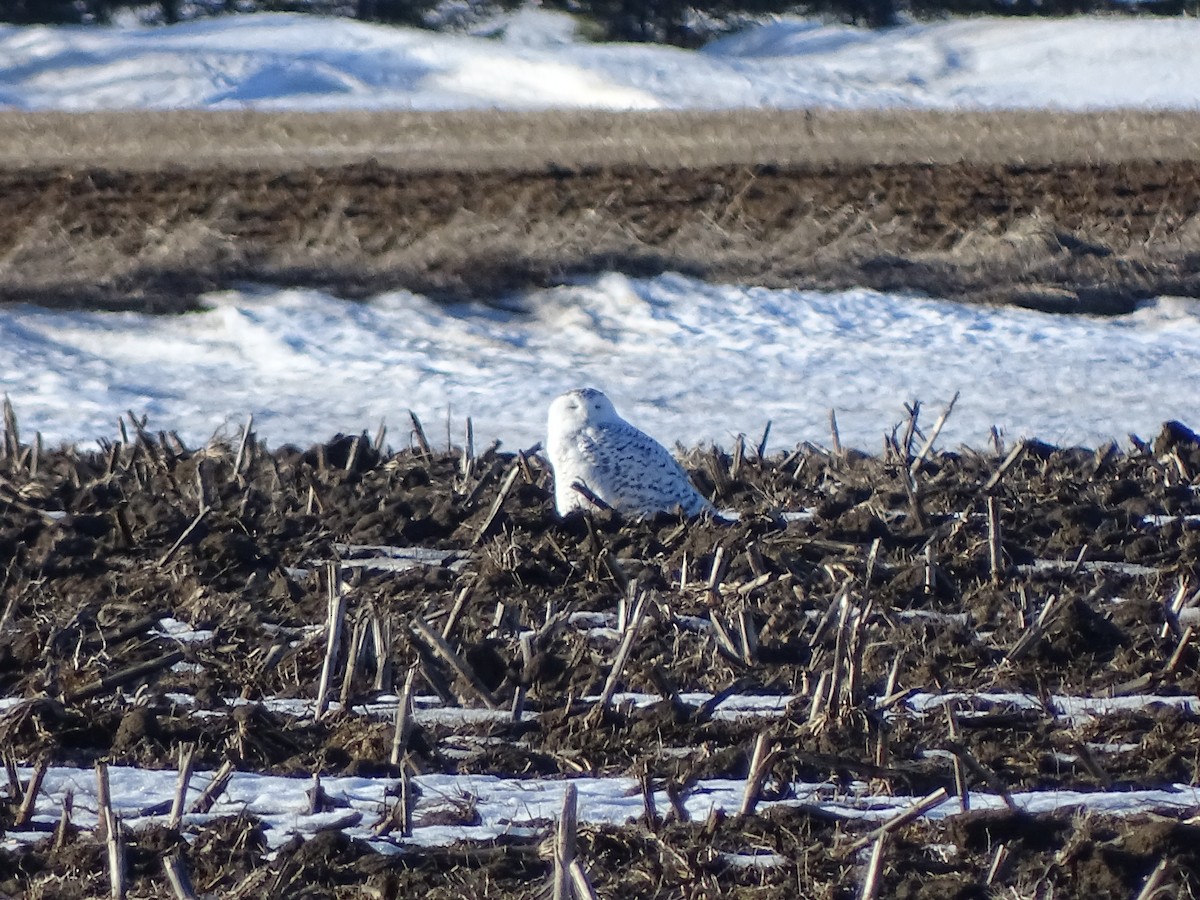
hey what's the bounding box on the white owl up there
[545,388,714,518]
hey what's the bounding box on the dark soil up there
[1,414,1199,897]
[2,157,1200,314]
[3,806,1199,899]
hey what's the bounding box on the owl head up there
[547,388,620,434]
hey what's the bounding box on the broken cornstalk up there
[315,563,348,720]
[595,591,649,710]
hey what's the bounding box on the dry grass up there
[5,108,1200,171]
[2,109,1200,312]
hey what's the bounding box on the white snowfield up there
[0,11,1198,112]
[4,764,1199,856]
[3,275,1199,452]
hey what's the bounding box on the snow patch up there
[2,13,1199,112]
[5,274,1199,451]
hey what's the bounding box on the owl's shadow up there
[554,504,733,539]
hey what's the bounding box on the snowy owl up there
[545,388,714,518]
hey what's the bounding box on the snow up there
[4,275,1198,452]
[906,691,1200,724]
[153,617,216,643]
[4,764,1198,854]
[0,12,1198,112]
[113,688,1200,728]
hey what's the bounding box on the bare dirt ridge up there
[1,410,1200,897]
[2,109,1200,313]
